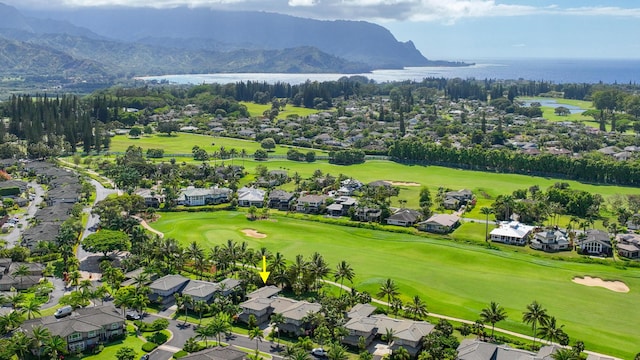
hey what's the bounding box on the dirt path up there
[136,217,165,238]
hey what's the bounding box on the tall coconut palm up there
[195,323,214,347]
[537,316,565,345]
[480,301,507,339]
[480,207,493,242]
[248,327,264,356]
[209,312,232,345]
[309,252,330,291]
[327,342,348,360]
[382,328,395,346]
[334,260,355,295]
[392,346,410,360]
[404,295,428,320]
[270,312,285,347]
[269,252,288,287]
[21,298,42,320]
[30,325,51,359]
[390,298,403,319]
[522,301,550,348]
[377,278,399,312]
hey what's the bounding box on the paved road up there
[77,179,120,274]
[4,181,45,248]
[145,313,285,360]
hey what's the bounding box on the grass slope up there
[240,101,322,120]
[109,133,324,157]
[152,211,640,359]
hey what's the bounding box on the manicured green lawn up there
[151,211,640,359]
[70,325,146,360]
[240,101,323,119]
[109,133,325,157]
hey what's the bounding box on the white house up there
[490,221,535,245]
[237,187,266,207]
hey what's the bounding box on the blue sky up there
[9,0,640,60]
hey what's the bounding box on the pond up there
[521,98,585,114]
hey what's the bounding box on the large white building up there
[490,221,534,245]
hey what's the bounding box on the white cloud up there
[9,0,640,21]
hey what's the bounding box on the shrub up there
[146,331,169,345]
[151,318,170,330]
[174,350,189,359]
[142,342,158,352]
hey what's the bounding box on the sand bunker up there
[572,276,629,293]
[387,181,420,186]
[242,229,267,238]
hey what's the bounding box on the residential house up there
[237,187,266,207]
[585,355,615,360]
[278,301,322,335]
[181,280,221,304]
[355,206,382,222]
[21,305,124,353]
[268,190,295,211]
[179,187,231,206]
[443,189,474,210]
[246,285,281,300]
[338,179,363,196]
[386,209,421,227]
[0,261,43,291]
[149,274,190,301]
[369,315,434,356]
[490,221,535,245]
[530,229,570,252]
[326,196,357,217]
[296,194,328,214]
[577,229,612,256]
[218,278,242,297]
[343,304,378,347]
[417,214,461,234]
[135,188,164,208]
[181,345,247,360]
[456,339,561,360]
[616,233,640,259]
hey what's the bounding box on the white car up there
[311,348,327,357]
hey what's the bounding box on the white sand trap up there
[241,229,267,238]
[572,276,629,293]
[387,181,420,186]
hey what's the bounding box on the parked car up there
[311,348,327,357]
[54,305,73,318]
[126,310,141,320]
[140,355,149,360]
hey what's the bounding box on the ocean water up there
[137,58,640,85]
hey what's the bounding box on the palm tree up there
[392,346,410,360]
[11,331,32,360]
[327,342,348,360]
[68,270,81,291]
[12,264,30,286]
[377,278,399,312]
[480,207,493,242]
[552,348,580,360]
[382,327,395,346]
[209,312,232,345]
[30,325,51,359]
[309,252,330,291]
[21,298,42,319]
[522,300,550,348]
[334,260,355,295]
[390,298,403,318]
[8,292,25,310]
[194,300,208,325]
[404,295,428,320]
[195,323,214,347]
[270,312,285,347]
[0,311,24,333]
[537,316,565,345]
[42,335,67,360]
[480,301,508,339]
[249,326,264,356]
[240,149,247,167]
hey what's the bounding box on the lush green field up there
[151,211,640,359]
[108,133,325,157]
[240,101,322,119]
[518,97,607,130]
